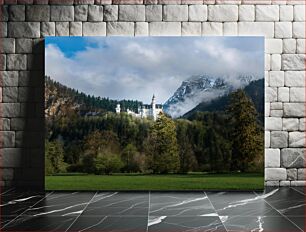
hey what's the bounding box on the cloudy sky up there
[45,36,264,104]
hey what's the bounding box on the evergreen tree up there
[176,120,198,173]
[227,89,263,172]
[146,113,180,173]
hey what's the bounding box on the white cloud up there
[45,37,264,104]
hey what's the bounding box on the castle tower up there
[115,104,121,114]
[151,94,157,121]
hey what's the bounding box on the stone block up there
[189,5,207,21]
[145,5,162,22]
[70,22,82,36]
[149,22,181,36]
[0,54,6,71]
[296,39,305,54]
[158,0,181,4]
[282,54,305,71]
[256,5,279,21]
[238,22,274,37]
[223,22,237,35]
[271,54,281,71]
[1,131,15,148]
[88,5,103,22]
[9,5,25,21]
[290,87,305,102]
[55,22,69,36]
[265,131,270,147]
[239,5,255,21]
[297,168,305,180]
[287,168,297,180]
[26,5,50,21]
[265,117,282,131]
[16,39,32,53]
[265,168,287,181]
[8,22,40,38]
[2,103,20,117]
[265,54,270,71]
[299,118,305,131]
[202,22,222,35]
[270,110,283,117]
[269,71,284,87]
[284,103,305,117]
[144,0,158,3]
[119,5,145,21]
[280,5,293,21]
[285,71,305,87]
[279,181,290,187]
[74,0,94,3]
[265,102,270,117]
[1,5,9,22]
[283,118,299,131]
[265,39,282,54]
[182,0,203,3]
[1,71,18,86]
[74,5,88,21]
[95,0,112,4]
[265,149,280,168]
[182,22,201,36]
[289,132,305,147]
[10,118,25,130]
[2,87,18,102]
[265,87,277,102]
[51,6,74,21]
[290,181,306,186]
[208,5,238,21]
[1,38,15,53]
[293,22,305,38]
[294,5,305,21]
[49,0,74,4]
[1,148,23,168]
[283,39,296,54]
[135,22,148,36]
[270,102,282,110]
[104,5,118,21]
[163,5,188,22]
[270,131,288,148]
[275,22,292,39]
[265,181,280,187]
[83,22,106,36]
[0,22,8,37]
[41,22,55,37]
[281,148,305,168]
[7,54,27,71]
[107,22,134,35]
[113,0,143,3]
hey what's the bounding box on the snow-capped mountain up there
[163,74,257,118]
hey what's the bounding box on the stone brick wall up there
[0,0,305,189]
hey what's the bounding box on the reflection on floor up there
[1,187,305,231]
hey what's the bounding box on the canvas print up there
[45,37,264,190]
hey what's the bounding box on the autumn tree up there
[227,89,263,172]
[146,113,180,174]
[45,140,67,175]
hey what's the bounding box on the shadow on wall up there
[11,40,45,190]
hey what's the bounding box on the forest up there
[45,77,264,176]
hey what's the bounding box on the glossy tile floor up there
[0,187,305,231]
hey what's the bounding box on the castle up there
[116,95,163,121]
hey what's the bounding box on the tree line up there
[45,89,264,175]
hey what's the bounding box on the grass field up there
[45,173,264,190]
